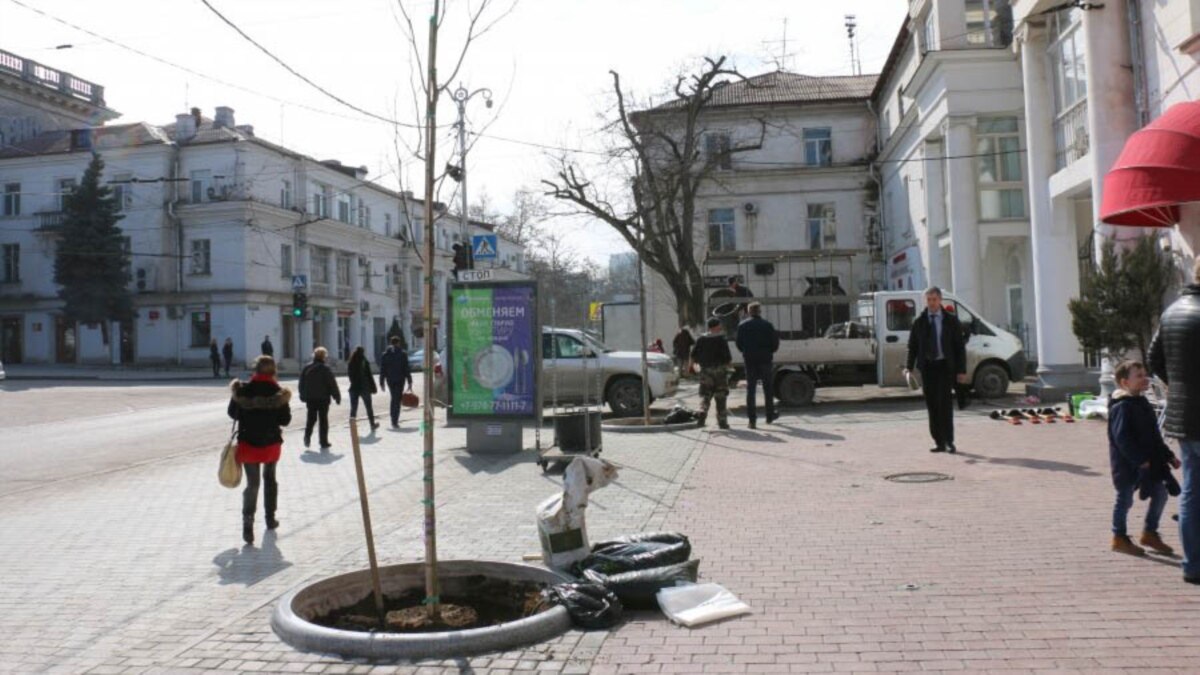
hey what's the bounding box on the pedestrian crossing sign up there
[472,234,498,260]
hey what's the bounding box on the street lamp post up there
[452,83,492,262]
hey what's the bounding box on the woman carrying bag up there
[227,355,292,545]
[347,346,381,431]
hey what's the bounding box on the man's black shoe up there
[1185,575,1200,585]
[947,444,957,454]
[718,421,730,430]
[930,446,946,453]
[766,413,779,424]
[748,419,757,430]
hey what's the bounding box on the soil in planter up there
[313,575,551,634]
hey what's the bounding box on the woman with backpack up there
[227,355,292,545]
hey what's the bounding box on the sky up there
[1,0,908,266]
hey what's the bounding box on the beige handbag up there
[218,420,242,488]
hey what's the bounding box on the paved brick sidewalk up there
[591,405,1200,674]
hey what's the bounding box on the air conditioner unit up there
[135,265,155,293]
[743,202,758,215]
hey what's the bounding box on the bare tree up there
[542,56,763,326]
[496,187,549,246]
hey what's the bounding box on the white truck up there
[704,251,1025,406]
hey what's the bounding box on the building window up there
[281,243,292,278]
[2,183,19,216]
[365,206,372,228]
[410,267,422,304]
[57,178,77,211]
[112,174,132,212]
[311,248,330,284]
[977,117,1026,219]
[803,128,833,167]
[705,132,732,170]
[190,311,211,348]
[312,183,329,218]
[2,243,19,283]
[356,201,366,227]
[1049,7,1086,113]
[922,12,937,52]
[363,260,373,290]
[807,203,837,250]
[337,255,352,287]
[966,0,1013,47]
[707,208,736,251]
[280,180,292,209]
[190,170,211,203]
[385,212,393,237]
[189,239,211,275]
[337,194,351,223]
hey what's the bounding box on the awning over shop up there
[1101,101,1200,227]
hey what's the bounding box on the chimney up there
[235,124,254,137]
[175,113,196,142]
[355,165,368,179]
[214,106,235,129]
[190,107,202,129]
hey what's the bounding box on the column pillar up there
[945,119,983,308]
[1083,0,1140,395]
[1020,26,1089,400]
[923,140,947,289]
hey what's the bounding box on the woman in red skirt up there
[227,355,292,545]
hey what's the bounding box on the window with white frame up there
[704,132,732,170]
[57,178,77,211]
[311,247,330,283]
[966,0,1013,47]
[190,311,211,348]
[807,203,837,250]
[280,243,292,278]
[189,170,211,204]
[365,206,372,228]
[803,128,833,166]
[280,179,292,209]
[2,183,19,216]
[1049,7,1086,114]
[977,117,1025,219]
[384,264,393,291]
[707,208,736,251]
[336,194,351,223]
[189,239,211,275]
[2,243,19,283]
[336,255,352,287]
[410,267,422,304]
[362,260,372,290]
[311,183,329,218]
[384,212,393,237]
[112,174,132,212]
[922,12,937,52]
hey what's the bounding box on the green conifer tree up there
[1068,236,1175,359]
[53,152,132,341]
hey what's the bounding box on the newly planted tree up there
[1069,236,1176,360]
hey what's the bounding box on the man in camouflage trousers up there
[691,317,732,429]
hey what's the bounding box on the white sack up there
[536,456,619,571]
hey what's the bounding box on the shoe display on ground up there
[1140,531,1175,555]
[1112,534,1146,556]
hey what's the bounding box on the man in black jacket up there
[379,336,414,428]
[691,318,732,429]
[260,335,274,358]
[736,302,780,429]
[905,287,967,453]
[1148,259,1200,583]
[299,346,341,449]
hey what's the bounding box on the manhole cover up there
[885,472,952,483]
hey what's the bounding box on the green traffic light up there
[292,308,303,317]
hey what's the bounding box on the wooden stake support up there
[349,417,386,627]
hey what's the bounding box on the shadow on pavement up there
[451,450,537,475]
[721,429,786,443]
[299,450,344,465]
[212,531,292,586]
[956,451,1103,477]
[772,425,846,441]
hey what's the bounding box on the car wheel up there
[606,376,644,417]
[973,363,1009,399]
[775,371,815,407]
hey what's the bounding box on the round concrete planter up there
[601,417,697,433]
[272,560,572,660]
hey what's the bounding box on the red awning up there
[1101,101,1200,227]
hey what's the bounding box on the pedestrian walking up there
[379,336,413,428]
[209,339,221,378]
[672,326,695,377]
[691,317,732,430]
[260,335,274,358]
[222,337,234,377]
[1107,360,1180,557]
[347,346,380,431]
[227,355,291,546]
[735,301,780,429]
[299,347,340,450]
[904,286,967,453]
[1148,259,1200,583]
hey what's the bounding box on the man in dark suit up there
[736,302,780,429]
[905,287,967,453]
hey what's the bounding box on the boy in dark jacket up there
[1108,360,1180,556]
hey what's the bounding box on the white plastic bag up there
[536,456,619,571]
[1079,397,1108,419]
[656,583,751,627]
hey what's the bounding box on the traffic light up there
[292,292,307,318]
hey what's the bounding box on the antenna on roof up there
[844,15,861,76]
[762,17,796,72]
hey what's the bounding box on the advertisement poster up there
[447,281,538,419]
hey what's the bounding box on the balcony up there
[1054,99,1090,170]
[0,48,106,106]
[34,211,66,232]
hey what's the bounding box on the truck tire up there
[776,371,815,407]
[973,363,1010,399]
[606,376,645,417]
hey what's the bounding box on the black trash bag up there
[576,532,692,576]
[664,406,698,425]
[540,582,623,630]
[583,559,701,609]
